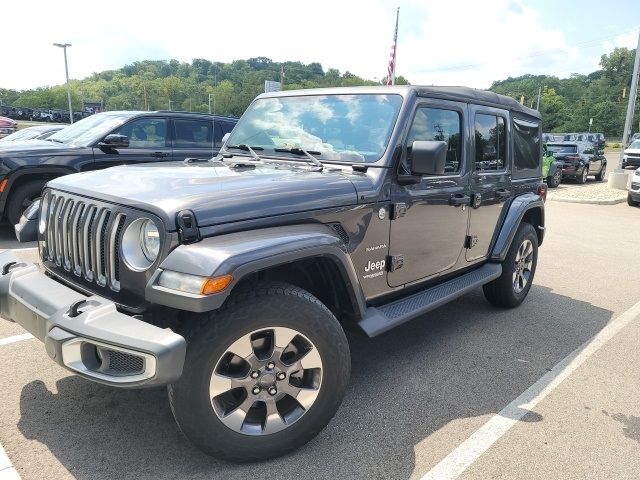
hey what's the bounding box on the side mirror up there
[411,140,447,176]
[221,132,231,145]
[99,134,129,149]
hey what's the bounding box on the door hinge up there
[464,235,478,249]
[388,254,405,272]
[391,203,407,220]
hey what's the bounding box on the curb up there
[547,196,627,205]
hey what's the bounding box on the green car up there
[542,145,562,188]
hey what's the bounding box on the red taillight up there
[538,183,547,202]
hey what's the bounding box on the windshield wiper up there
[47,138,64,143]
[226,144,264,162]
[274,147,323,171]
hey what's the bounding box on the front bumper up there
[0,251,186,388]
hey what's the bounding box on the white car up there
[628,168,640,207]
[622,139,640,169]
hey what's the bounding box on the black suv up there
[0,110,237,224]
[3,86,545,462]
[547,141,606,183]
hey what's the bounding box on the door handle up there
[449,194,471,206]
[495,188,511,200]
[152,151,168,158]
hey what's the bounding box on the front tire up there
[483,222,538,308]
[6,179,46,225]
[168,282,350,462]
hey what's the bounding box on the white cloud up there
[0,0,636,91]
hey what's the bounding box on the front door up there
[466,107,511,261]
[93,117,172,169]
[388,100,470,287]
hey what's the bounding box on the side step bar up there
[358,263,502,337]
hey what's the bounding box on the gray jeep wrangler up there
[1,86,545,461]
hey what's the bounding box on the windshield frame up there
[224,93,405,166]
[47,112,139,147]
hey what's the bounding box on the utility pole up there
[609,28,640,190]
[618,29,640,169]
[536,86,542,110]
[280,65,285,90]
[53,43,74,123]
[143,85,148,111]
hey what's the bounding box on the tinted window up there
[404,107,462,174]
[174,119,213,149]
[474,114,506,171]
[513,117,541,178]
[548,144,577,154]
[117,118,167,148]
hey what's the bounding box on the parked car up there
[0,110,237,224]
[622,139,640,169]
[5,86,546,461]
[0,124,65,142]
[630,133,640,143]
[547,141,606,183]
[628,167,640,207]
[575,132,604,151]
[0,116,18,137]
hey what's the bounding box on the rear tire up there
[483,222,538,308]
[168,282,350,462]
[547,170,562,188]
[595,163,606,181]
[6,179,46,225]
[576,166,588,184]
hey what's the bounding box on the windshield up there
[0,129,40,142]
[548,144,577,154]
[226,94,403,163]
[47,113,134,146]
[629,140,640,149]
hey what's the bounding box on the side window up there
[512,116,541,179]
[403,107,461,174]
[174,119,213,149]
[117,118,167,148]
[474,114,506,172]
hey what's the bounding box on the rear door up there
[172,118,217,161]
[466,106,511,262]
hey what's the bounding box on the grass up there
[17,120,66,130]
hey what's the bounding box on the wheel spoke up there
[273,326,298,350]
[219,397,253,431]
[263,402,287,434]
[300,346,322,370]
[290,386,320,410]
[209,372,234,396]
[226,332,254,359]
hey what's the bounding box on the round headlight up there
[141,219,160,261]
[122,218,161,271]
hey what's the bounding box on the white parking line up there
[421,298,640,480]
[0,333,33,346]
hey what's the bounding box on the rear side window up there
[404,107,462,174]
[174,119,213,149]
[474,114,506,172]
[513,117,541,179]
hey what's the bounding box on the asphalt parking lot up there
[1,182,639,479]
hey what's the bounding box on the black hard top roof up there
[259,85,541,119]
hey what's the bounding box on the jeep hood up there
[0,139,79,155]
[47,161,361,228]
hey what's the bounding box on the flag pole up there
[387,7,400,86]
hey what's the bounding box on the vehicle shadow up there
[17,285,612,480]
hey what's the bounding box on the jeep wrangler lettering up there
[2,86,544,461]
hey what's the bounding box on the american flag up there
[387,8,399,86]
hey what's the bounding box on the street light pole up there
[53,43,74,124]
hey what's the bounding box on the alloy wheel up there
[512,239,533,294]
[209,326,323,435]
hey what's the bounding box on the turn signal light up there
[201,275,234,295]
[0,179,7,193]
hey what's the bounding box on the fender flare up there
[0,166,76,209]
[547,161,562,177]
[491,193,545,262]
[145,224,366,315]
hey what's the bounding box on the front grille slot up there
[43,192,126,292]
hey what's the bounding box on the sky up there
[1,0,638,91]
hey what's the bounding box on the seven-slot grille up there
[42,192,127,291]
